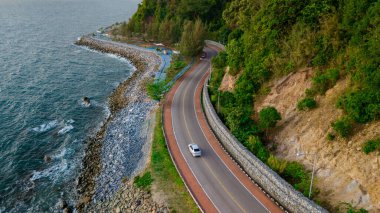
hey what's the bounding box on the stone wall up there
[202,44,327,213]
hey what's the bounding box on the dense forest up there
[117,0,379,211]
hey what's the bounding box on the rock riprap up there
[75,36,166,212]
[88,179,169,213]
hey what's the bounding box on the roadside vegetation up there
[134,172,153,189]
[146,54,189,101]
[150,109,199,212]
[132,109,198,212]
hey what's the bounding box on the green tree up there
[178,0,217,20]
[259,107,282,134]
[179,19,205,57]
[158,19,171,42]
[226,39,244,75]
[119,21,129,36]
[211,52,227,69]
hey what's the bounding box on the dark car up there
[200,52,207,59]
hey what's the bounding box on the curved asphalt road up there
[169,46,279,213]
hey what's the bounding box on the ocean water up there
[0,0,140,211]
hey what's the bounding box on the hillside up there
[253,70,380,211]
[118,0,380,212]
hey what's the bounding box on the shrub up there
[211,52,228,69]
[225,106,259,141]
[134,172,153,189]
[297,97,317,110]
[172,60,186,69]
[311,36,334,66]
[343,202,368,213]
[165,58,187,83]
[327,133,336,141]
[244,136,269,162]
[259,106,282,131]
[336,90,380,123]
[332,117,353,138]
[363,139,380,154]
[282,161,312,197]
[311,68,340,95]
[146,80,165,100]
[267,155,287,174]
[347,208,368,213]
[305,88,316,97]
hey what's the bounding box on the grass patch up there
[165,55,188,84]
[134,172,153,189]
[151,108,200,213]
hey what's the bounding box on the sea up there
[0,0,140,212]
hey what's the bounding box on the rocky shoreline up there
[74,36,168,212]
[87,178,168,213]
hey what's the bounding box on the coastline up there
[74,36,167,212]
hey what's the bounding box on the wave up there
[105,53,131,63]
[66,119,75,124]
[76,45,132,64]
[58,125,74,135]
[52,148,67,159]
[30,159,68,183]
[32,120,58,133]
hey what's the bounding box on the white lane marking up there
[171,66,221,213]
[192,48,270,212]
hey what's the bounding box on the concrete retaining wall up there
[205,40,226,51]
[202,44,327,213]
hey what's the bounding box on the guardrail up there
[202,42,327,213]
[163,59,195,92]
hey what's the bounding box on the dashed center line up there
[179,66,247,213]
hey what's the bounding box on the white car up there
[188,144,201,157]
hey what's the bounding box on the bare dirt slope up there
[220,67,238,92]
[254,69,380,212]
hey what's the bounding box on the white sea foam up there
[58,125,74,135]
[103,104,111,119]
[66,119,75,124]
[105,53,130,63]
[32,120,58,133]
[78,45,132,64]
[30,160,68,182]
[52,148,67,159]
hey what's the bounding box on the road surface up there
[163,45,283,213]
